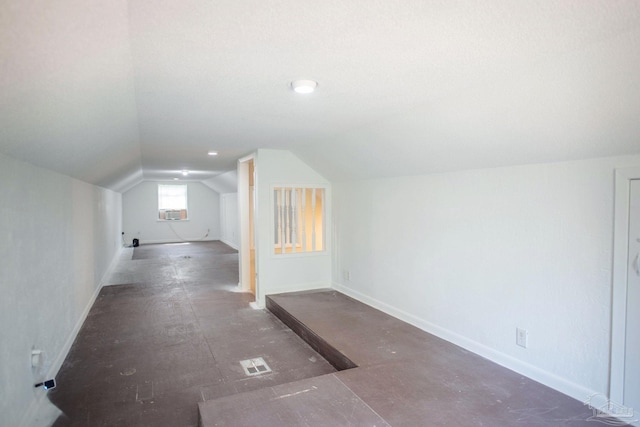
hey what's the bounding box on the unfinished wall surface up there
[332,154,640,403]
[0,153,123,427]
[254,149,332,306]
[122,181,220,244]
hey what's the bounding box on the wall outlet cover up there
[516,328,528,348]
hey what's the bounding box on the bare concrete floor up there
[48,241,336,426]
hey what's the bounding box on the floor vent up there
[239,357,272,376]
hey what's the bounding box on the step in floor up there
[198,289,627,426]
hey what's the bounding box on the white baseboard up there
[266,282,330,296]
[219,238,239,250]
[139,237,220,245]
[20,247,124,427]
[258,282,331,308]
[47,282,103,379]
[50,246,124,379]
[332,282,599,404]
[19,396,60,427]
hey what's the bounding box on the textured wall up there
[122,181,220,244]
[254,149,332,306]
[0,152,122,427]
[220,193,240,249]
[333,154,640,402]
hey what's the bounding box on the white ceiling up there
[2,1,640,192]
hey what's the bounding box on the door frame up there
[238,154,258,298]
[610,166,640,403]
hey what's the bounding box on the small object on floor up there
[34,379,56,390]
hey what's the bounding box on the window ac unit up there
[166,210,182,220]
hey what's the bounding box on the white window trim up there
[158,184,189,221]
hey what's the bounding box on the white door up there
[625,179,640,413]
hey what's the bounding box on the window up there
[158,184,188,220]
[273,187,324,254]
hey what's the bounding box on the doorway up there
[610,167,640,420]
[238,156,257,299]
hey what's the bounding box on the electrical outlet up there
[516,328,528,348]
[343,270,351,281]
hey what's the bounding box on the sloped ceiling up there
[2,1,640,192]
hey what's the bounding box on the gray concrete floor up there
[48,241,336,426]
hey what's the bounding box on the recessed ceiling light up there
[207,151,218,156]
[182,170,189,176]
[291,79,318,94]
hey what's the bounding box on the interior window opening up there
[274,187,324,254]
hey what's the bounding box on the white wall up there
[203,170,238,194]
[122,181,220,244]
[333,154,640,403]
[0,152,123,427]
[206,170,239,249]
[220,193,239,249]
[254,149,332,305]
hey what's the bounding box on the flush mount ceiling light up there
[291,79,318,94]
[207,151,218,156]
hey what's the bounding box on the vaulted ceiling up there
[2,1,640,192]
